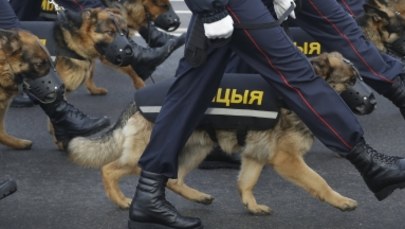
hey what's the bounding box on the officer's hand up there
[273,0,296,20]
[203,15,234,39]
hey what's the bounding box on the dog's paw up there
[247,204,272,215]
[117,197,132,209]
[196,195,214,205]
[12,139,32,150]
[89,87,108,95]
[336,197,358,212]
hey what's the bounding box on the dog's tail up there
[67,101,138,168]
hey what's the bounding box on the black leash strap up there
[234,3,295,30]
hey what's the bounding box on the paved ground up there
[2,1,405,229]
[1,39,405,229]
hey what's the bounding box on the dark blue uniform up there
[337,0,365,17]
[226,0,403,96]
[0,0,21,28]
[139,0,371,178]
[8,0,104,21]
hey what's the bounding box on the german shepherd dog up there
[53,7,137,95]
[67,52,359,214]
[102,0,180,32]
[55,0,180,96]
[0,29,53,149]
[357,0,405,57]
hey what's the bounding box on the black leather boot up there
[139,24,186,48]
[128,171,203,229]
[0,177,17,200]
[346,139,405,201]
[24,70,110,145]
[383,73,405,119]
[129,37,178,80]
[39,96,110,145]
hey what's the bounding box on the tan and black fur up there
[53,7,140,94]
[56,0,178,95]
[0,29,53,149]
[386,0,405,16]
[67,52,359,215]
[357,0,405,53]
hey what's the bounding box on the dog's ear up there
[368,0,389,7]
[82,8,102,25]
[325,52,343,69]
[310,52,332,80]
[364,4,390,22]
[0,29,22,56]
[58,9,84,29]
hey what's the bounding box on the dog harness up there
[135,73,281,145]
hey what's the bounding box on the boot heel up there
[375,181,405,201]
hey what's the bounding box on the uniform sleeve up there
[184,0,230,23]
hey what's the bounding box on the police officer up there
[226,0,405,119]
[127,0,405,228]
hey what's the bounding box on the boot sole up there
[128,220,204,229]
[0,179,17,200]
[375,181,405,201]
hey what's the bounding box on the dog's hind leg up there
[101,159,141,209]
[271,150,358,211]
[167,145,215,205]
[0,102,32,149]
[237,156,271,215]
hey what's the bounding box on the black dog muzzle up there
[96,31,134,67]
[340,77,377,115]
[387,35,405,58]
[154,5,180,32]
[22,66,64,104]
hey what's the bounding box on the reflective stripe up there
[139,106,278,119]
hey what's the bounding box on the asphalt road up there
[2,2,405,229]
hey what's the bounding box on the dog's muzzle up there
[340,77,377,115]
[22,67,64,104]
[96,32,134,66]
[387,35,405,57]
[154,5,180,32]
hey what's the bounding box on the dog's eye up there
[153,0,170,10]
[105,30,115,36]
[160,4,170,10]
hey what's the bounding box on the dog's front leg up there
[85,61,108,95]
[101,160,141,209]
[237,156,271,215]
[0,101,32,149]
[166,145,215,205]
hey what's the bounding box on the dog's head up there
[0,29,53,82]
[311,52,357,92]
[56,7,133,66]
[311,52,376,115]
[358,0,405,56]
[117,0,180,32]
